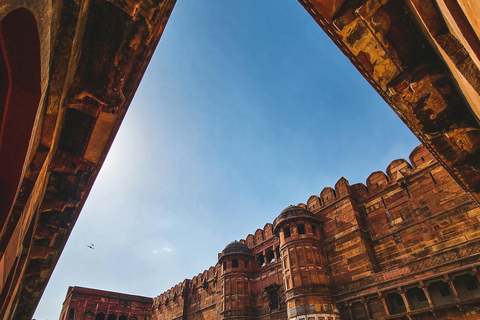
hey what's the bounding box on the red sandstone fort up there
[2,1,480,320]
[59,145,480,320]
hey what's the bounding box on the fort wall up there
[63,145,480,320]
[149,144,480,320]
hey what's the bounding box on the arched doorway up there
[0,7,41,233]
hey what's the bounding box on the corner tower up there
[218,241,255,320]
[273,205,339,320]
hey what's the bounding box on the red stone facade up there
[150,144,480,320]
[4,1,480,319]
[59,287,152,320]
[62,144,480,320]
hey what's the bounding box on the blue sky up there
[34,1,419,319]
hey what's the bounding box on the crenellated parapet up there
[306,145,437,213]
[150,144,480,320]
[154,279,188,308]
[154,264,220,310]
[244,222,275,249]
[297,145,449,288]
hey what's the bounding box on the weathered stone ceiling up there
[7,1,176,319]
[298,0,480,203]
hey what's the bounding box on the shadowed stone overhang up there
[298,0,480,204]
[0,1,176,319]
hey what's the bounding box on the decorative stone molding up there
[286,285,332,299]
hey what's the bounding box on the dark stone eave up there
[8,1,177,319]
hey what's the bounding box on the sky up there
[34,1,420,319]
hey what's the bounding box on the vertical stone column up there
[398,288,411,312]
[346,302,354,320]
[379,293,391,316]
[419,281,434,308]
[473,267,480,283]
[445,276,461,303]
[362,298,371,319]
[273,206,339,320]
[273,245,279,261]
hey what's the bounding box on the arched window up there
[453,274,480,301]
[405,287,429,311]
[257,254,265,267]
[119,315,127,320]
[268,290,278,310]
[297,223,306,235]
[351,302,368,320]
[339,305,351,320]
[284,227,291,238]
[107,314,116,320]
[428,280,456,306]
[266,250,275,263]
[386,292,406,315]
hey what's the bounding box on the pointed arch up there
[0,7,41,233]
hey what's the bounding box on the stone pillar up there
[346,302,353,320]
[473,267,480,283]
[419,281,434,308]
[379,293,390,316]
[445,276,461,303]
[362,298,371,319]
[398,288,411,312]
[273,245,279,261]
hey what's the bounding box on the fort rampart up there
[63,145,480,320]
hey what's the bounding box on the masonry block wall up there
[327,145,480,319]
[63,145,480,320]
[151,225,287,320]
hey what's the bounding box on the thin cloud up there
[153,246,173,254]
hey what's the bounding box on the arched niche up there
[0,8,41,232]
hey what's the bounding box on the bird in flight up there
[87,243,95,249]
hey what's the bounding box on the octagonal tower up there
[273,205,339,320]
[218,241,255,319]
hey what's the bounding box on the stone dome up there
[276,205,314,220]
[221,241,251,255]
[273,205,318,233]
